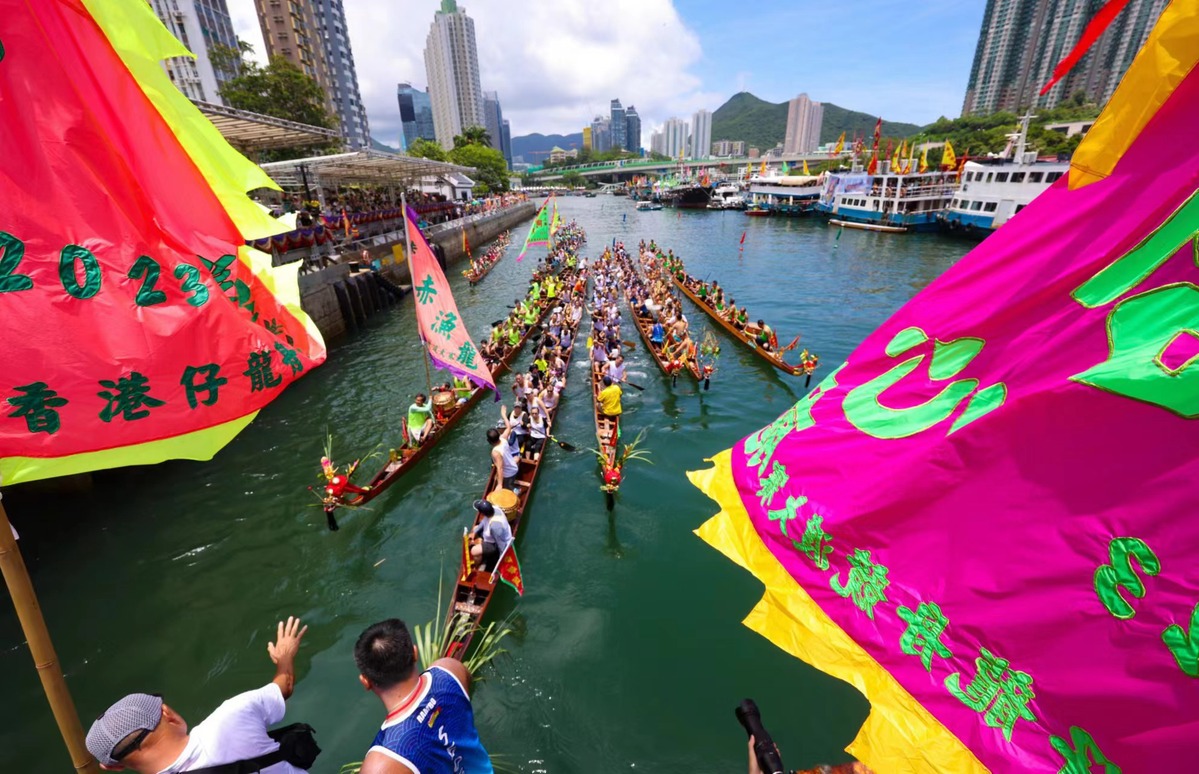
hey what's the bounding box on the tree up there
[212,43,338,161]
[448,144,509,193]
[453,125,492,149]
[561,171,584,189]
[407,138,448,162]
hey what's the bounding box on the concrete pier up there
[297,201,536,342]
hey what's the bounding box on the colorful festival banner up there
[516,197,551,263]
[690,6,1199,772]
[1,0,326,485]
[495,543,524,596]
[405,209,496,393]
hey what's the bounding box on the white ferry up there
[813,164,958,232]
[745,175,822,215]
[940,116,1070,237]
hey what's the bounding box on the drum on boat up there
[486,488,519,511]
[432,390,455,417]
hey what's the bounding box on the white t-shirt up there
[159,683,305,773]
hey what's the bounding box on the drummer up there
[407,393,435,446]
[469,499,513,573]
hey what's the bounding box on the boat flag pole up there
[0,488,100,773]
[401,191,434,398]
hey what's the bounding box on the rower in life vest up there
[755,320,778,352]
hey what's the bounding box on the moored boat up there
[939,116,1069,238]
[829,218,908,233]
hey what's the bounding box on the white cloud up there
[227,0,719,145]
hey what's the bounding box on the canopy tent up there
[259,150,476,193]
[194,100,339,153]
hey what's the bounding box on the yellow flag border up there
[687,450,987,774]
[1,414,258,485]
[1069,0,1199,188]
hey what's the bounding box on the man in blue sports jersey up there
[355,619,492,774]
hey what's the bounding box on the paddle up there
[623,340,637,349]
[621,378,645,392]
[548,434,578,451]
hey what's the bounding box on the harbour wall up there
[298,201,536,342]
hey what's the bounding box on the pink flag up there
[406,209,496,393]
[693,36,1199,773]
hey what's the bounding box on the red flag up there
[1041,0,1134,95]
[461,225,472,261]
[872,117,882,144]
[495,543,524,595]
[739,230,747,245]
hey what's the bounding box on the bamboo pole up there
[0,499,99,773]
[401,192,435,397]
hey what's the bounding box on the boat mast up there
[1012,113,1036,161]
[401,190,435,398]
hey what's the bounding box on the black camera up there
[735,698,785,774]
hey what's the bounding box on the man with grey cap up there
[86,616,311,772]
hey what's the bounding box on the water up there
[0,198,969,772]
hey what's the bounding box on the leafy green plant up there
[412,569,515,679]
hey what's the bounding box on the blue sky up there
[227,0,988,143]
[679,0,986,122]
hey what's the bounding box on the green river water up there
[1,197,970,773]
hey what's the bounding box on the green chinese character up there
[1161,602,1198,678]
[1049,726,1120,773]
[794,514,833,570]
[432,310,459,340]
[1072,284,1199,418]
[243,350,282,392]
[274,342,304,375]
[414,274,438,304]
[7,382,68,435]
[180,364,227,409]
[830,548,889,618]
[1094,536,1160,620]
[201,253,237,292]
[456,341,478,369]
[98,373,165,422]
[766,495,807,540]
[743,366,842,475]
[897,601,953,671]
[843,328,1006,439]
[755,461,789,507]
[945,648,1036,742]
[262,318,284,336]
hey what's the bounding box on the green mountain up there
[710,92,922,151]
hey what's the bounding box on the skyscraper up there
[424,0,486,150]
[663,117,689,159]
[254,0,333,105]
[962,0,1167,116]
[690,109,712,160]
[150,0,239,104]
[313,0,370,148]
[649,130,665,156]
[583,126,593,152]
[624,105,642,155]
[397,82,436,150]
[501,119,513,167]
[591,116,612,153]
[483,91,504,151]
[610,99,627,151]
[783,93,823,154]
